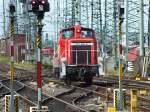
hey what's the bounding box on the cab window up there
[81,30,93,38]
[62,30,74,39]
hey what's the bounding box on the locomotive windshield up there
[81,30,93,38]
[62,30,74,39]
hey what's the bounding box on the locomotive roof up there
[60,25,94,32]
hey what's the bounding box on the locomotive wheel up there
[64,75,71,85]
[54,68,60,79]
[84,75,93,85]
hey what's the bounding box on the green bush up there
[42,64,53,69]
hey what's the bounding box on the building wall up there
[0,34,26,62]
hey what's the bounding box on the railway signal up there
[8,2,16,112]
[30,0,50,111]
[31,0,50,13]
[117,0,125,111]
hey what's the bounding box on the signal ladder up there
[142,47,150,77]
[127,61,134,72]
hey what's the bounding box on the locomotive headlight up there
[61,57,66,62]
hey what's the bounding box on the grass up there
[42,63,53,69]
[0,55,53,70]
[15,61,36,70]
[0,55,35,69]
[0,55,10,64]
[106,69,118,76]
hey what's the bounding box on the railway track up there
[42,76,150,112]
[96,76,150,90]
[0,85,9,97]
[43,88,89,112]
[94,76,150,111]
[0,75,89,112]
[0,76,9,97]
[0,63,150,111]
[78,84,150,112]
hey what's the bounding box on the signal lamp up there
[32,0,36,4]
[77,29,80,33]
[9,4,16,13]
[41,0,46,4]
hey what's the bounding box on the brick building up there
[0,34,26,62]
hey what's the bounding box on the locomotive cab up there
[55,25,99,84]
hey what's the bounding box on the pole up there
[103,0,107,74]
[99,0,102,57]
[56,0,59,34]
[148,0,150,46]
[86,0,89,27]
[113,0,117,69]
[10,16,15,112]
[91,0,94,28]
[140,0,144,56]
[26,0,30,61]
[118,5,124,111]
[53,0,56,72]
[36,16,43,110]
[3,0,6,37]
[23,0,29,61]
[76,0,81,25]
[9,2,16,112]
[125,0,129,71]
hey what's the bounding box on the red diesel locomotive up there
[54,25,99,84]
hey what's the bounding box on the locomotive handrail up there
[64,50,99,65]
[64,50,100,52]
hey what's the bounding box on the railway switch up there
[30,106,49,112]
[99,102,104,111]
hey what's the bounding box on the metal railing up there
[65,50,99,65]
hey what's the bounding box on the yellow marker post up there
[130,89,137,112]
[15,96,19,112]
[135,77,141,81]
[5,95,19,112]
[120,64,123,80]
[140,89,147,95]
[5,95,10,112]
[108,107,116,112]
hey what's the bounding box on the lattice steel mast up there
[3,0,6,37]
[148,0,150,46]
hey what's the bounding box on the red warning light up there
[41,0,46,4]
[77,29,80,33]
[32,0,36,4]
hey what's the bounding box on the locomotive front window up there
[81,30,93,38]
[63,30,74,39]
